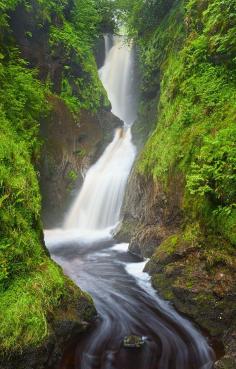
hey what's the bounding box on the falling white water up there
[104,34,112,58]
[63,36,137,235]
[99,36,137,125]
[64,128,136,230]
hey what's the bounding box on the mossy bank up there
[118,0,236,367]
[0,0,115,366]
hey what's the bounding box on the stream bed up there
[45,235,215,369]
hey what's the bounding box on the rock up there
[39,96,122,228]
[123,335,145,348]
[129,224,170,258]
[215,326,236,369]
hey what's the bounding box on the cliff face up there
[118,1,236,367]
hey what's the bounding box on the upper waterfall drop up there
[99,36,138,125]
[64,36,137,233]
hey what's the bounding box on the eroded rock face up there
[40,96,121,228]
[117,168,183,258]
[215,327,236,369]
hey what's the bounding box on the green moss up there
[0,262,65,352]
[0,261,95,354]
[0,62,48,288]
[48,0,110,115]
[157,235,179,256]
[152,274,174,301]
[0,0,107,355]
[133,0,236,247]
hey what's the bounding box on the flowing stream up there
[44,36,215,369]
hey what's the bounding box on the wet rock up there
[39,96,121,228]
[129,224,170,258]
[123,335,145,348]
[94,35,106,69]
[215,326,236,369]
[115,218,139,243]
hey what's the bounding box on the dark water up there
[47,237,215,369]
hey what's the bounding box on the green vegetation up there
[0,61,47,289]
[121,0,236,246]
[0,54,82,354]
[0,262,85,352]
[49,0,110,114]
[0,0,115,356]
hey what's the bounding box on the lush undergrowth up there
[0,0,111,355]
[131,0,236,247]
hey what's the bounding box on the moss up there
[0,261,95,354]
[216,358,236,369]
[155,235,179,258]
[134,0,236,247]
[152,274,174,301]
[0,0,106,356]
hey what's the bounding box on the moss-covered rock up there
[0,272,96,369]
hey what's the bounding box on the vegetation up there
[48,0,110,114]
[122,0,236,247]
[0,0,114,356]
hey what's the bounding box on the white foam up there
[111,243,129,252]
[44,227,113,249]
[125,260,154,295]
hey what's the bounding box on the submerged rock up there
[123,335,145,348]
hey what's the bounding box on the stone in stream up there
[123,335,145,348]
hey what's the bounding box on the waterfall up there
[99,36,137,125]
[45,36,215,369]
[104,34,112,58]
[64,36,137,234]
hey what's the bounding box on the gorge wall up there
[0,1,117,367]
[118,1,236,368]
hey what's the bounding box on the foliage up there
[95,0,117,33]
[0,0,109,354]
[0,57,67,352]
[0,57,48,287]
[127,0,236,245]
[114,0,176,37]
[0,262,66,352]
[0,58,48,149]
[187,128,236,208]
[48,0,109,114]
